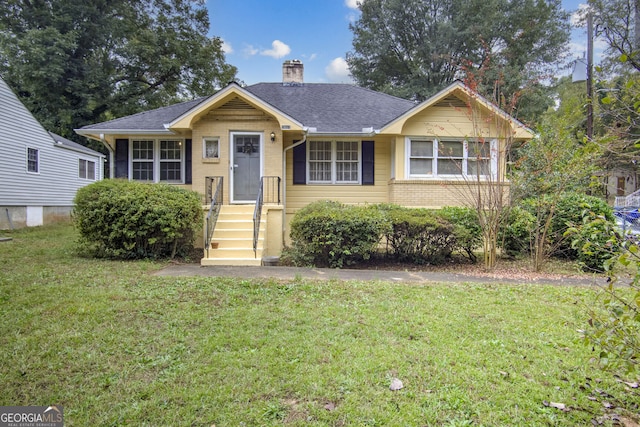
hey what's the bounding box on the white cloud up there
[243,44,259,57]
[571,3,590,27]
[325,57,354,83]
[261,40,291,59]
[345,0,360,9]
[221,39,233,54]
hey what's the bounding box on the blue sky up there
[206,0,599,86]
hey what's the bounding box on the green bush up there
[439,206,482,263]
[499,206,535,258]
[520,192,615,270]
[288,200,389,268]
[554,193,614,260]
[383,205,456,264]
[73,180,203,259]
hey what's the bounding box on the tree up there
[509,77,603,270]
[588,0,640,72]
[346,0,571,124]
[0,0,237,141]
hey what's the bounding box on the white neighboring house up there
[0,76,104,229]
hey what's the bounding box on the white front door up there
[230,132,263,203]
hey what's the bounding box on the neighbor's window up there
[203,137,219,159]
[131,139,183,183]
[407,138,493,178]
[27,147,39,173]
[79,159,96,180]
[308,140,360,184]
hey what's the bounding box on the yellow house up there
[76,60,533,266]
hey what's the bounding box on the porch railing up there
[253,176,281,258]
[205,176,223,258]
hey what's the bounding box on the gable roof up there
[48,132,104,158]
[381,81,534,139]
[166,83,305,131]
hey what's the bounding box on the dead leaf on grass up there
[543,401,570,412]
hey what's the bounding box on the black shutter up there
[362,140,374,185]
[185,139,192,184]
[293,141,306,185]
[115,139,128,179]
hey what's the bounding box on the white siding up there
[0,77,103,207]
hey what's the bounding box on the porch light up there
[270,131,276,142]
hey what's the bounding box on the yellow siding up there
[284,136,393,216]
[191,107,283,204]
[401,106,504,138]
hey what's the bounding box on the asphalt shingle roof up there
[78,83,416,134]
[48,132,104,157]
[245,83,416,133]
[77,97,208,131]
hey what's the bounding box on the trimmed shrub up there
[438,206,482,263]
[499,206,535,258]
[383,205,456,264]
[73,180,203,259]
[288,200,389,268]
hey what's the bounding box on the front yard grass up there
[0,223,638,426]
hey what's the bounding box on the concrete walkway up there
[155,264,605,287]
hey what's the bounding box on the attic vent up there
[434,96,468,108]
[219,97,254,110]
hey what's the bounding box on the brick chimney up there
[282,59,304,84]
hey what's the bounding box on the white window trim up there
[129,139,185,184]
[26,147,39,174]
[307,139,362,184]
[78,158,97,180]
[202,137,220,159]
[405,137,497,180]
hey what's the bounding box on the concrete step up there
[200,257,262,266]
[212,228,264,240]
[209,237,262,249]
[206,247,263,259]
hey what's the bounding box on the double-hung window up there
[308,140,360,184]
[407,138,493,178]
[27,147,39,173]
[132,140,154,181]
[79,159,96,180]
[159,140,182,182]
[131,139,183,183]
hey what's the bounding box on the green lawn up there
[0,224,638,426]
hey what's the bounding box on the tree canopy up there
[346,0,571,124]
[0,0,237,141]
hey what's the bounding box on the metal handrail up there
[205,176,223,258]
[253,176,281,258]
